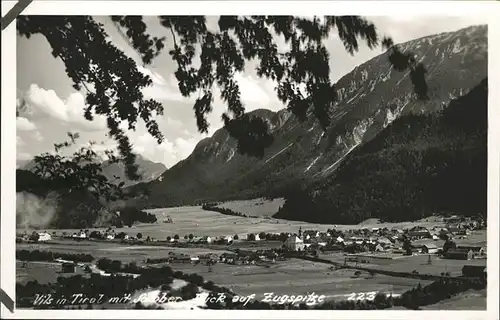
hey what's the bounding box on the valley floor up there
[16,202,487,310]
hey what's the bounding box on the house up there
[447,225,461,234]
[284,235,305,251]
[37,232,52,242]
[374,244,385,252]
[61,262,75,273]
[392,247,404,254]
[320,245,343,253]
[106,234,115,240]
[462,265,486,278]
[408,230,431,240]
[443,249,474,260]
[350,237,364,245]
[224,235,233,243]
[445,215,462,224]
[377,237,392,245]
[456,246,485,256]
[254,234,261,241]
[195,236,212,244]
[304,230,320,239]
[421,243,439,254]
[73,231,86,239]
[192,236,202,243]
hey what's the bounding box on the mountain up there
[275,78,487,223]
[99,155,167,187]
[20,154,167,187]
[130,25,487,209]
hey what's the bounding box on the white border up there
[2,1,499,319]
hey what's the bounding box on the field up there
[24,202,475,241]
[16,202,488,309]
[17,240,233,263]
[420,289,487,310]
[166,258,431,300]
[16,260,87,285]
[323,251,487,277]
[15,253,430,303]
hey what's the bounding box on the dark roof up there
[422,243,439,249]
[408,231,430,235]
[456,246,484,251]
[462,265,486,271]
[444,250,471,257]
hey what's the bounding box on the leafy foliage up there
[16,133,157,228]
[27,132,123,201]
[17,15,427,183]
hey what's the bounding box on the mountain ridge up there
[275,77,487,223]
[128,24,487,209]
[20,153,167,188]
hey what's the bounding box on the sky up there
[16,15,485,168]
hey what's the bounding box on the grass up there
[130,258,431,300]
[16,202,487,309]
[22,202,485,241]
[16,260,88,285]
[420,289,486,310]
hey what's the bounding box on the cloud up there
[32,130,44,142]
[137,66,167,86]
[138,66,188,102]
[17,136,25,147]
[16,117,37,131]
[128,131,198,167]
[17,152,32,161]
[173,137,198,160]
[234,73,272,106]
[23,84,107,132]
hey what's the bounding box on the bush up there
[16,249,94,263]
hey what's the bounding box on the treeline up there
[17,262,234,309]
[16,255,486,310]
[114,207,157,227]
[394,277,486,309]
[16,249,94,263]
[16,169,157,229]
[201,204,255,218]
[206,275,486,310]
[275,78,487,224]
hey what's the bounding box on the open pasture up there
[322,251,487,277]
[16,261,88,285]
[19,203,471,242]
[421,289,487,310]
[161,258,431,300]
[16,240,232,263]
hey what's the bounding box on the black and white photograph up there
[1,1,499,318]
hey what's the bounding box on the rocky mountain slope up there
[21,154,167,187]
[131,25,487,208]
[275,78,487,223]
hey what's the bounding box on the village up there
[17,214,487,277]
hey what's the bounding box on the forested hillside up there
[274,78,487,224]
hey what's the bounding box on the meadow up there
[15,202,487,309]
[23,201,470,241]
